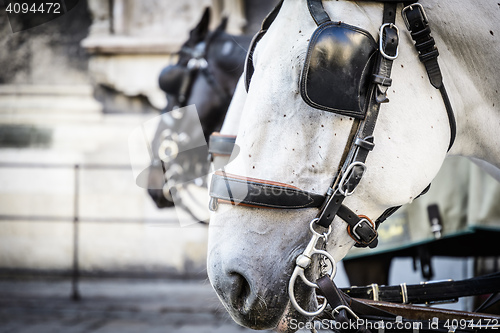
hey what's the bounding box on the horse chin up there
[223,299,314,332]
[275,303,317,333]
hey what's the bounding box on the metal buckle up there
[402,3,428,30]
[370,283,379,301]
[338,162,366,196]
[187,57,208,70]
[352,218,371,241]
[379,23,399,60]
[400,283,408,304]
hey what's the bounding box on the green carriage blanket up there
[346,156,500,259]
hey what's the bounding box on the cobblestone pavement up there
[0,277,273,333]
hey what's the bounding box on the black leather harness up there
[209,1,459,327]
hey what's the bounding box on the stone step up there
[0,84,102,124]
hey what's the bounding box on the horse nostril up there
[228,271,252,310]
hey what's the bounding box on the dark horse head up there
[147,8,251,216]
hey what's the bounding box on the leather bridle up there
[209,0,457,321]
[172,35,231,109]
[153,30,233,211]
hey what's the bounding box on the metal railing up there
[0,161,180,300]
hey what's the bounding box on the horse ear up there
[189,7,211,43]
[215,17,228,33]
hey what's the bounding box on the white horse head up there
[207,0,500,330]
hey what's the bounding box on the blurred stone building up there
[0,0,276,278]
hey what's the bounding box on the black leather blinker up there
[300,22,378,119]
[159,65,189,96]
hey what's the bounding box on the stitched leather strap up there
[343,272,500,305]
[209,171,325,209]
[210,171,379,247]
[374,182,430,226]
[339,206,379,248]
[375,3,398,103]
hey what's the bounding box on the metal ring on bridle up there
[338,161,366,196]
[379,23,400,60]
[288,250,337,316]
[288,219,337,317]
[332,305,360,321]
[309,218,331,238]
[289,268,329,317]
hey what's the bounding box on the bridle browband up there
[209,0,457,321]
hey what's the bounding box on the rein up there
[209,0,458,326]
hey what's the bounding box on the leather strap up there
[261,0,283,31]
[307,0,331,26]
[374,182,430,227]
[209,171,325,209]
[343,272,500,305]
[178,66,198,107]
[317,275,353,325]
[317,275,396,332]
[245,0,284,91]
[375,3,398,103]
[476,292,500,313]
[208,133,236,159]
[209,171,379,247]
[402,3,456,150]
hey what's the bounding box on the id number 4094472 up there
[444,318,499,330]
[6,2,61,14]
